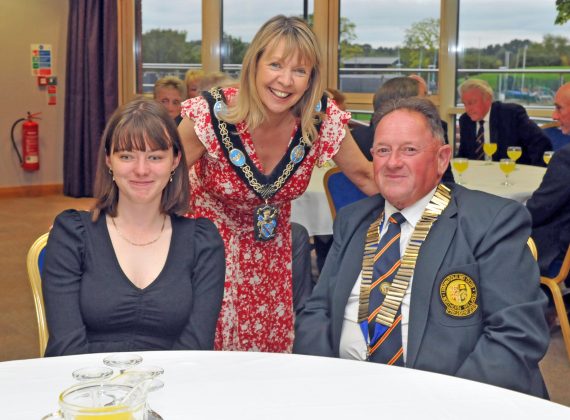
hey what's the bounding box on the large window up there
[221,1,312,78]
[456,0,570,108]
[339,0,441,94]
[140,0,202,93]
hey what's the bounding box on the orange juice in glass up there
[452,158,469,185]
[499,158,515,186]
[483,142,497,164]
[507,146,522,162]
[543,151,554,165]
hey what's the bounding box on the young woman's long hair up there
[91,97,190,221]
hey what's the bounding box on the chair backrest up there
[26,232,49,357]
[540,121,570,151]
[527,237,538,261]
[323,167,367,219]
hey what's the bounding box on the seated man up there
[457,78,551,166]
[527,82,570,280]
[153,76,186,125]
[294,97,549,398]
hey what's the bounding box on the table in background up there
[291,165,333,236]
[455,160,546,203]
[1,351,568,419]
[292,161,547,237]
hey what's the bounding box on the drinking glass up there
[103,353,143,374]
[507,146,522,162]
[452,158,469,185]
[499,158,515,186]
[543,151,554,165]
[483,142,497,164]
[72,366,114,382]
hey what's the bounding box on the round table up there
[291,161,546,236]
[453,160,546,203]
[1,351,568,419]
[291,165,333,236]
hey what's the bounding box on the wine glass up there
[452,157,469,185]
[483,142,497,164]
[507,146,522,162]
[499,158,515,186]
[543,151,554,165]
[71,366,114,382]
[103,353,143,374]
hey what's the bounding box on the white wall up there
[0,0,68,188]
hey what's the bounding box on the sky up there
[142,0,569,49]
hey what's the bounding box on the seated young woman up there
[42,97,225,356]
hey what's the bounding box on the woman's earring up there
[169,170,175,183]
[109,167,115,181]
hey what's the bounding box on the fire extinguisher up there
[10,112,41,171]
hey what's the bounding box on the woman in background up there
[179,15,376,353]
[42,97,225,356]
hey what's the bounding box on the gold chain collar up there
[209,88,309,200]
[358,184,452,327]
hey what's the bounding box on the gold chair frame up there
[540,245,570,361]
[26,232,49,357]
[539,121,561,130]
[323,167,342,219]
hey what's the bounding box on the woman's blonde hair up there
[224,15,324,143]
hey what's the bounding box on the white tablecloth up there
[291,161,546,236]
[291,165,333,236]
[1,351,568,419]
[454,160,546,203]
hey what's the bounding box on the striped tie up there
[474,120,485,160]
[368,212,406,366]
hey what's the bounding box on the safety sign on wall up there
[31,44,53,76]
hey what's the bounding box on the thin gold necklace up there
[111,214,167,247]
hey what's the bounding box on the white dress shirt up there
[339,188,437,363]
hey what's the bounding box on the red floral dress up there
[181,87,350,352]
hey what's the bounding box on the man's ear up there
[438,144,452,177]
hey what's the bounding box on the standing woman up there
[42,98,225,356]
[179,15,376,353]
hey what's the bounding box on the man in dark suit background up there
[527,82,570,280]
[457,78,551,166]
[294,97,549,398]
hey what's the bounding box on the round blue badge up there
[229,149,246,167]
[314,101,322,113]
[213,100,227,120]
[290,145,305,164]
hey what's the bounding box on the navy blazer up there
[458,101,551,166]
[294,184,549,398]
[527,143,570,272]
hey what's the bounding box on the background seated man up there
[294,97,549,398]
[352,76,453,183]
[154,76,186,125]
[527,82,570,282]
[457,78,551,166]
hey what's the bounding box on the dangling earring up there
[169,170,175,183]
[109,167,115,181]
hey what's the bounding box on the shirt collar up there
[384,186,438,228]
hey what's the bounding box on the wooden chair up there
[540,244,570,361]
[527,237,538,261]
[323,167,367,219]
[26,232,49,357]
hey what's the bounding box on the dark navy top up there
[42,210,225,356]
